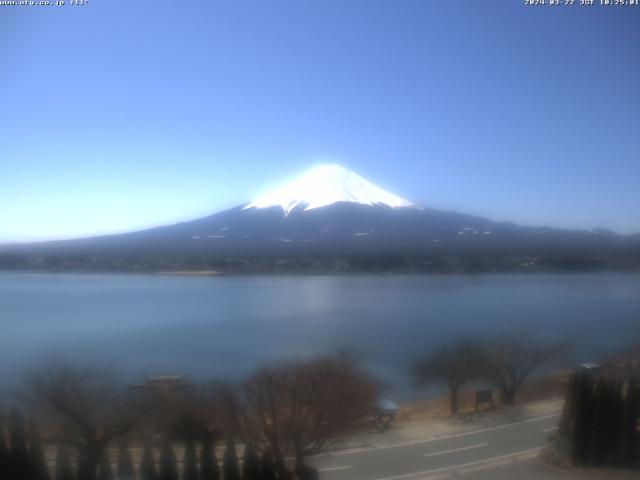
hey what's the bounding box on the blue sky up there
[1,0,638,243]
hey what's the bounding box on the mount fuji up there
[244,164,418,214]
[1,165,638,272]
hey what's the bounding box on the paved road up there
[311,413,567,480]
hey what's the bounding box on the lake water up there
[1,272,639,396]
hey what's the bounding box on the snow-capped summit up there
[244,164,419,215]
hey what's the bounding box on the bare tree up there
[413,339,483,415]
[143,381,224,444]
[24,363,149,480]
[479,335,567,405]
[225,353,380,465]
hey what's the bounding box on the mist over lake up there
[1,272,638,397]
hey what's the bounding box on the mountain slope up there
[1,202,633,258]
[1,165,638,271]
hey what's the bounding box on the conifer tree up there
[182,438,198,480]
[98,451,114,480]
[589,378,609,464]
[259,453,275,480]
[571,372,594,464]
[158,440,178,480]
[222,439,240,480]
[9,409,31,480]
[620,379,640,466]
[139,443,157,480]
[607,379,624,462]
[241,444,260,480]
[29,427,51,480]
[0,424,10,480]
[54,445,74,480]
[117,442,136,480]
[199,432,219,480]
[558,372,578,439]
[631,379,640,466]
[274,456,290,480]
[293,456,319,480]
[563,370,640,468]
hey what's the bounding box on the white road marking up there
[315,412,560,457]
[457,460,512,475]
[543,426,558,433]
[423,443,488,457]
[371,447,543,480]
[423,450,542,478]
[318,465,352,472]
[521,413,561,424]
[456,459,513,475]
[516,451,541,461]
[414,474,452,480]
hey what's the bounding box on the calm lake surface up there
[1,272,639,396]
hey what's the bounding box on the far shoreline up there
[1,269,639,278]
[155,270,221,277]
